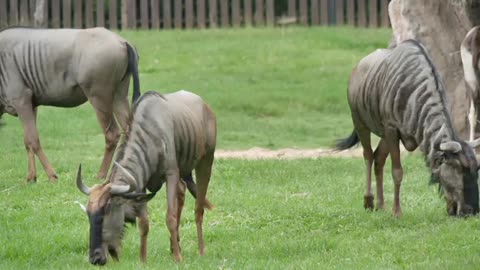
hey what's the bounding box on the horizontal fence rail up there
[0,0,391,30]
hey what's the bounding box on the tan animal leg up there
[194,152,214,256]
[176,179,186,250]
[355,126,374,210]
[17,104,57,182]
[90,99,119,179]
[373,139,389,211]
[385,131,403,217]
[165,170,182,262]
[112,90,131,134]
[138,205,149,263]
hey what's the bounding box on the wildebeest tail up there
[335,130,359,150]
[126,42,141,104]
[184,174,215,210]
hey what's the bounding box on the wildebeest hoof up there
[173,254,183,262]
[364,194,374,210]
[392,207,402,218]
[49,175,58,183]
[26,175,37,183]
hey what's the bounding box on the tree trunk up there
[388,0,480,139]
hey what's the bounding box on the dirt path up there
[215,146,409,160]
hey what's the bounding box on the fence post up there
[141,0,149,29]
[151,0,160,29]
[197,0,206,28]
[380,0,390,27]
[299,0,307,25]
[51,0,60,27]
[34,0,47,27]
[357,0,367,27]
[63,0,71,28]
[369,0,378,27]
[336,0,344,25]
[320,0,328,25]
[19,0,30,26]
[221,0,229,27]
[266,0,274,26]
[209,0,217,27]
[109,0,118,29]
[255,0,264,26]
[163,0,172,29]
[174,0,182,29]
[186,0,194,29]
[0,0,7,28]
[97,0,105,27]
[232,0,241,27]
[347,0,354,26]
[244,0,252,26]
[311,0,319,25]
[9,0,18,26]
[85,0,94,28]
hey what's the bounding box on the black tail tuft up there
[335,130,359,150]
[126,43,141,104]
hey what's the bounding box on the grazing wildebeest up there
[336,40,480,217]
[76,90,216,265]
[461,26,480,142]
[0,27,140,182]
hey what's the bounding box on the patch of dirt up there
[215,147,365,160]
[215,146,408,160]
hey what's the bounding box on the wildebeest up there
[460,26,480,142]
[336,40,480,217]
[0,27,140,182]
[76,90,216,265]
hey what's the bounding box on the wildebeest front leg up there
[17,103,57,182]
[176,179,187,250]
[354,122,374,210]
[165,170,182,262]
[137,205,149,263]
[91,101,119,179]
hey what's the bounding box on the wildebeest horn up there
[440,141,462,153]
[76,164,91,195]
[114,161,137,191]
[468,138,480,148]
[110,184,132,195]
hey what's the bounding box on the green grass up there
[4,27,479,269]
[2,156,480,269]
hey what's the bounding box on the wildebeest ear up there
[121,192,157,203]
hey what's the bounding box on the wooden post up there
[244,0,252,26]
[209,0,217,27]
[74,0,82,28]
[109,0,118,29]
[369,0,378,27]
[288,0,296,18]
[254,0,264,26]
[97,0,105,27]
[174,0,182,29]
[347,0,354,26]
[185,0,194,28]
[121,0,128,29]
[220,0,229,27]
[299,0,307,25]
[320,0,328,25]
[197,0,206,28]
[19,0,30,26]
[128,0,136,28]
[141,0,149,29]
[336,0,344,25]
[358,0,367,27]
[163,0,172,29]
[266,0,274,26]
[85,0,94,28]
[380,0,390,27]
[9,0,18,25]
[63,0,71,28]
[232,0,240,27]
[0,0,7,28]
[51,0,60,27]
[311,0,319,25]
[151,0,160,29]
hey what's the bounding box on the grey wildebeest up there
[460,26,480,142]
[76,90,216,265]
[0,27,140,182]
[336,39,480,217]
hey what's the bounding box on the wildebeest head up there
[76,164,154,266]
[432,141,479,216]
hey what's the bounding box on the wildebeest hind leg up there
[90,100,119,179]
[373,139,389,211]
[17,104,57,182]
[354,122,374,210]
[194,152,214,256]
[137,205,149,263]
[175,179,187,251]
[165,170,182,262]
[113,95,130,134]
[385,130,403,217]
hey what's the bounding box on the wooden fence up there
[0,0,391,30]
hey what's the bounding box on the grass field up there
[3,27,480,269]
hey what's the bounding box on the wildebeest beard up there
[89,208,105,261]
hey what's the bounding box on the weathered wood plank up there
[299,0,307,25]
[0,0,8,28]
[220,0,229,27]
[74,0,83,28]
[320,0,328,25]
[358,0,367,27]
[109,0,118,29]
[163,0,172,29]
[197,0,206,28]
[209,0,217,27]
[96,0,105,27]
[85,0,94,28]
[231,0,240,27]
[336,0,344,25]
[370,0,378,27]
[311,0,319,25]
[141,0,149,29]
[174,0,182,28]
[266,0,274,26]
[254,0,264,26]
[151,0,160,29]
[347,0,354,25]
[185,0,194,28]
[244,0,252,26]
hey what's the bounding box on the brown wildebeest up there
[0,27,140,182]
[76,90,215,265]
[336,40,480,217]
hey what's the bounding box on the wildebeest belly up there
[34,78,87,107]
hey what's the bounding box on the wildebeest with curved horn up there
[76,90,216,265]
[336,39,480,217]
[0,27,140,182]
